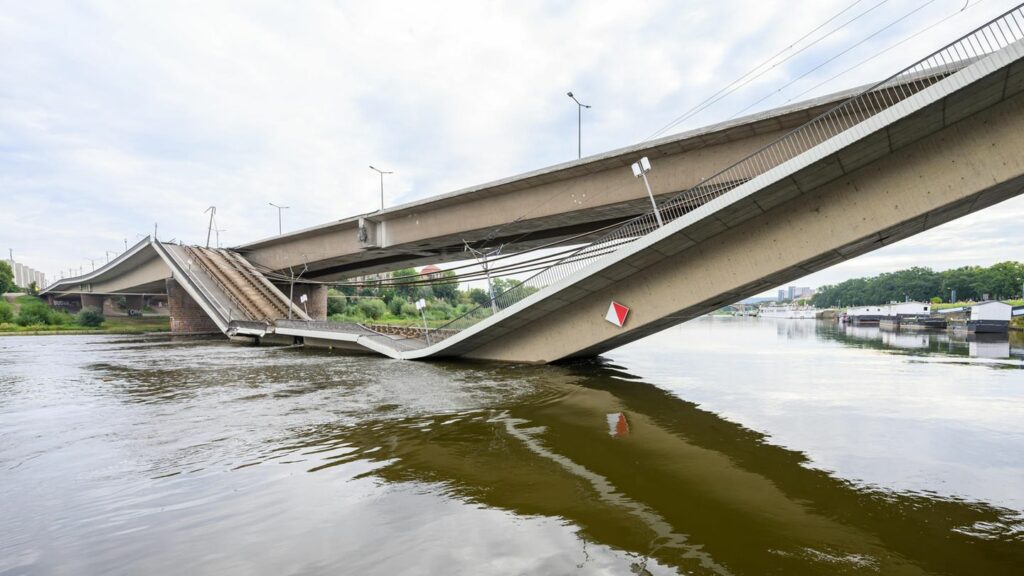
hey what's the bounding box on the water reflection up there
[1,330,1023,575]
[296,361,1023,575]
[820,320,1024,364]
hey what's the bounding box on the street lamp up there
[567,92,591,159]
[369,165,393,211]
[630,156,664,227]
[269,203,289,235]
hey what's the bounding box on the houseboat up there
[847,305,886,326]
[878,301,946,331]
[968,301,1012,334]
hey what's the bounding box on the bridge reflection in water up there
[285,360,1023,575]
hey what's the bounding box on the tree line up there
[327,268,537,325]
[810,261,1024,307]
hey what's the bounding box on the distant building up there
[5,258,46,291]
[419,265,442,279]
[782,286,813,300]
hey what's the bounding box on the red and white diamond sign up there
[605,301,629,327]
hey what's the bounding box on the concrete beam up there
[460,86,1024,362]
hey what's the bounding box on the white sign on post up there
[300,294,308,303]
[415,298,426,311]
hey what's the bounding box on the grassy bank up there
[933,299,1024,310]
[1,294,171,336]
[0,316,170,336]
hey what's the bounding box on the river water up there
[1,318,1022,575]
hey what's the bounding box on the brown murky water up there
[1,318,1022,575]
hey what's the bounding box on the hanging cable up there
[728,0,940,119]
[784,0,986,103]
[645,0,883,141]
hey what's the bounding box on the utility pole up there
[269,203,288,235]
[464,241,504,314]
[369,166,392,211]
[204,206,217,248]
[87,258,98,271]
[285,260,308,320]
[567,92,591,159]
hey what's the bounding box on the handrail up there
[155,242,238,325]
[430,6,1024,342]
[182,246,258,322]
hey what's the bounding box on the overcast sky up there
[2,0,1021,292]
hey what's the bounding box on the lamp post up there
[269,203,289,235]
[567,92,591,159]
[630,156,664,227]
[369,165,392,211]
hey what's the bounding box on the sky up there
[1,0,1022,293]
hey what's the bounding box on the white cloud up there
[1,0,1021,283]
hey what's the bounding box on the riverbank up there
[0,316,170,336]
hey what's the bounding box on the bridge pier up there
[166,278,220,334]
[274,283,327,320]
[124,295,144,316]
[80,294,105,312]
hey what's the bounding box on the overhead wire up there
[474,0,887,254]
[728,0,941,119]
[783,0,987,103]
[645,0,884,141]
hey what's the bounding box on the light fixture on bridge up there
[631,156,664,228]
[567,92,591,159]
[269,203,289,236]
[369,165,393,211]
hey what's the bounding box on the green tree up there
[432,270,459,303]
[0,262,13,294]
[466,288,491,307]
[391,268,420,300]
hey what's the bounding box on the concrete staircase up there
[180,246,308,323]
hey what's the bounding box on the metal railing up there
[156,241,239,325]
[429,6,1024,343]
[182,245,255,323]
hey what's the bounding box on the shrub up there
[16,301,53,326]
[389,297,408,316]
[425,300,453,321]
[356,299,387,321]
[76,308,105,327]
[0,301,13,323]
[400,303,418,317]
[49,310,70,325]
[327,294,348,316]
